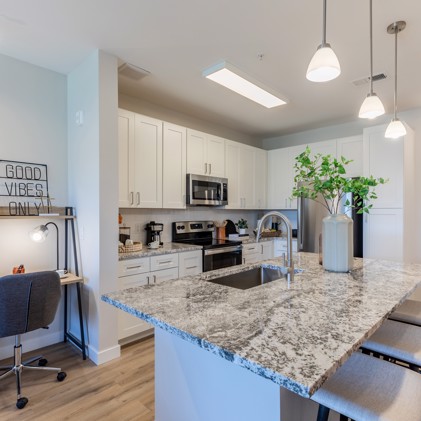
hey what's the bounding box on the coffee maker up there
[145,221,164,246]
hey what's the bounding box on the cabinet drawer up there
[150,254,179,272]
[150,267,179,284]
[118,257,150,277]
[242,243,260,256]
[178,250,202,277]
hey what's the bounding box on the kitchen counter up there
[104,253,421,398]
[118,242,202,260]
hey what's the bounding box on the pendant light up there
[306,0,341,82]
[359,0,385,119]
[385,21,407,139]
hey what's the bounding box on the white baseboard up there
[87,343,121,365]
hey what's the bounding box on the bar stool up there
[361,319,421,372]
[389,299,421,326]
[311,352,421,421]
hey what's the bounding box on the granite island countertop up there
[102,253,421,398]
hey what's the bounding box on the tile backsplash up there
[119,208,297,244]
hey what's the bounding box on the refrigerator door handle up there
[298,195,304,250]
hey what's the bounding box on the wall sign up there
[0,160,49,216]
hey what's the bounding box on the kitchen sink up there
[208,266,299,290]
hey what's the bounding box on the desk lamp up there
[29,222,59,270]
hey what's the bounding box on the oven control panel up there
[173,221,214,234]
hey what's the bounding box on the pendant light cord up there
[322,0,327,46]
[369,0,373,95]
[394,28,398,119]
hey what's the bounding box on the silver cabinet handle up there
[186,266,197,270]
[126,265,143,270]
[130,192,134,205]
[261,245,264,254]
[147,276,150,285]
[136,192,140,205]
[204,163,208,174]
[158,260,172,265]
[209,163,212,174]
[243,258,245,264]
[153,275,157,284]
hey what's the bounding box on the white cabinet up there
[362,124,415,262]
[255,148,267,209]
[118,109,187,209]
[273,238,298,258]
[267,145,302,209]
[225,141,267,209]
[178,250,203,277]
[163,123,186,208]
[133,114,163,208]
[242,241,274,264]
[151,267,179,285]
[150,253,178,272]
[309,139,337,158]
[187,129,225,177]
[336,135,363,178]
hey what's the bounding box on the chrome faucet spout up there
[256,211,294,282]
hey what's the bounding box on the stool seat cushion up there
[363,319,421,367]
[389,299,421,326]
[311,352,421,421]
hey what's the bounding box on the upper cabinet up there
[254,148,267,209]
[336,135,363,178]
[118,109,185,209]
[163,123,187,209]
[187,129,225,177]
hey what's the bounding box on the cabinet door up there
[134,114,163,208]
[261,241,273,260]
[150,253,179,272]
[309,140,337,158]
[225,140,241,209]
[163,123,186,209]
[118,109,135,207]
[363,208,403,261]
[239,145,255,209]
[336,135,363,178]
[150,267,179,284]
[207,135,225,177]
[255,148,267,209]
[363,126,403,208]
[187,129,207,175]
[178,250,202,277]
[118,272,151,340]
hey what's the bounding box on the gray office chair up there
[0,271,67,409]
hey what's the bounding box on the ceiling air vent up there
[352,73,387,86]
[118,63,150,81]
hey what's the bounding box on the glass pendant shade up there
[385,118,406,139]
[358,93,385,119]
[306,44,341,82]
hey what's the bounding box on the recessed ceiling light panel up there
[202,61,287,109]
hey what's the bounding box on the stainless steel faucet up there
[256,211,294,282]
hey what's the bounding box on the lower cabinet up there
[179,250,202,277]
[273,238,298,258]
[242,241,274,264]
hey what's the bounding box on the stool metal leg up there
[317,404,330,421]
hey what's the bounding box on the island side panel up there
[155,328,340,421]
[155,327,282,421]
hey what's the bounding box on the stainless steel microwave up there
[186,174,228,206]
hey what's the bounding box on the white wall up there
[68,50,120,364]
[262,107,421,262]
[0,54,67,359]
[119,93,261,148]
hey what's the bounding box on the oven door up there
[203,246,242,272]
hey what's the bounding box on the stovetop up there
[174,238,241,250]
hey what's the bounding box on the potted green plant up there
[291,147,386,272]
[236,218,248,235]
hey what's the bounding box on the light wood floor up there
[0,337,155,421]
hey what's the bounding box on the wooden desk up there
[61,272,86,360]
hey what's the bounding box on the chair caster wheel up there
[38,358,48,366]
[57,371,67,382]
[16,397,28,409]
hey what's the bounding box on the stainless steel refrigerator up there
[297,187,363,257]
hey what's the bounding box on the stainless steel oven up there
[186,174,228,206]
[172,221,242,272]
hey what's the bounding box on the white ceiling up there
[0,0,420,138]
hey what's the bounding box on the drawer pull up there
[126,265,143,270]
[186,266,197,270]
[158,260,173,265]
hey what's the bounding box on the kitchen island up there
[102,253,421,421]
